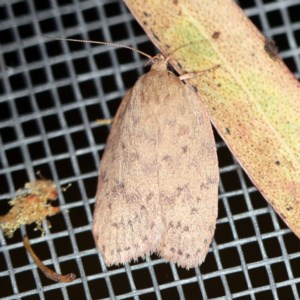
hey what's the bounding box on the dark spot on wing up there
[146,192,154,202]
[162,155,172,162]
[182,146,188,153]
[168,221,174,228]
[111,184,122,197]
[191,207,198,214]
[112,222,118,228]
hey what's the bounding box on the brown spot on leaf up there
[212,31,221,39]
[152,31,160,42]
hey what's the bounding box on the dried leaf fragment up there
[0,180,60,238]
[23,235,76,283]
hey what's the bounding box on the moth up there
[93,52,219,269]
[46,36,219,269]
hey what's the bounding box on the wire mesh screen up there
[1,0,300,299]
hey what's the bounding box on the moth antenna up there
[165,40,203,61]
[41,35,153,60]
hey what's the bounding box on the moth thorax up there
[151,54,168,72]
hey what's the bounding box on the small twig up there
[23,235,76,283]
[96,118,113,125]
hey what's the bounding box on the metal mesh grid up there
[0,0,300,299]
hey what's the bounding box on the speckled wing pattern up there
[93,56,219,269]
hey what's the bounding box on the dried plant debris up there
[264,38,279,59]
[0,180,60,238]
[96,118,113,125]
[23,235,76,283]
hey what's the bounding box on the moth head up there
[148,54,168,71]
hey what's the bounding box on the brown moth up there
[93,53,219,269]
